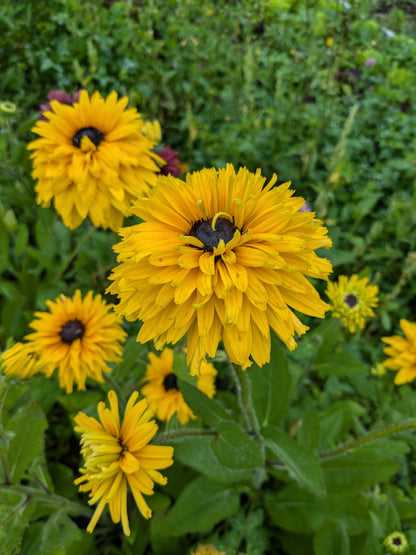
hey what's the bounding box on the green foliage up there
[2,0,416,553]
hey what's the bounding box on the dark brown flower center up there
[163,373,179,392]
[72,126,104,148]
[344,294,358,308]
[60,319,85,344]
[189,217,237,251]
[393,536,402,546]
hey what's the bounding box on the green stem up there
[230,364,260,437]
[319,419,416,460]
[154,428,216,445]
[0,483,92,517]
[104,374,126,406]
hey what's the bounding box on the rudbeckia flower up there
[74,390,174,535]
[141,348,217,424]
[0,341,54,379]
[326,274,379,332]
[382,319,416,385]
[28,90,163,230]
[24,290,126,393]
[107,164,332,373]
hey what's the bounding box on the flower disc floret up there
[107,164,332,373]
[74,390,174,535]
[28,90,163,230]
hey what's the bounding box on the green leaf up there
[160,476,240,536]
[251,336,291,428]
[211,420,264,469]
[314,518,350,555]
[322,457,402,495]
[7,402,47,483]
[40,510,81,552]
[178,378,230,428]
[174,436,251,483]
[263,425,326,496]
[313,351,367,376]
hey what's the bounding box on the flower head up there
[156,145,183,177]
[107,164,332,373]
[0,101,16,114]
[191,545,226,555]
[382,319,416,385]
[383,531,409,554]
[141,348,217,424]
[0,341,54,379]
[24,290,126,393]
[28,90,163,230]
[326,274,379,333]
[74,390,174,535]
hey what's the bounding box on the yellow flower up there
[382,319,416,385]
[141,348,217,424]
[326,274,379,333]
[107,164,332,374]
[28,90,163,230]
[74,390,174,535]
[25,290,127,393]
[326,37,334,47]
[191,545,226,555]
[0,101,16,114]
[0,341,54,379]
[140,119,162,144]
[383,531,409,553]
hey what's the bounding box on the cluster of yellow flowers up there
[1,89,414,537]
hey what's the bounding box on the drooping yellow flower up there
[326,274,379,333]
[0,341,54,379]
[107,164,332,374]
[28,90,163,230]
[382,319,416,385]
[141,348,217,424]
[25,290,126,393]
[140,119,162,144]
[74,390,174,536]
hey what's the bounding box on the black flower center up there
[189,217,237,251]
[344,294,358,308]
[393,536,402,546]
[163,373,179,392]
[72,126,104,148]
[60,319,85,344]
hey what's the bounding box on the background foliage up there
[1,0,416,553]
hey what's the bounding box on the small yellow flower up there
[141,348,217,424]
[382,319,416,385]
[326,274,379,333]
[74,390,174,535]
[24,290,127,393]
[326,37,334,47]
[141,119,162,144]
[0,342,54,379]
[383,531,409,553]
[206,9,213,16]
[191,544,226,555]
[0,101,16,114]
[371,362,386,377]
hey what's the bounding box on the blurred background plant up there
[1,0,416,553]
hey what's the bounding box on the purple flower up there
[299,203,312,213]
[155,145,183,177]
[38,90,82,120]
[364,58,376,67]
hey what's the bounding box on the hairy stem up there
[230,364,260,437]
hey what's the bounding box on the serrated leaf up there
[161,476,240,536]
[178,378,230,428]
[7,402,47,483]
[211,420,264,469]
[263,425,326,495]
[40,510,81,552]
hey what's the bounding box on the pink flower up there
[38,90,82,120]
[364,58,376,67]
[155,145,183,177]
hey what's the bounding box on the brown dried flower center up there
[189,217,237,251]
[72,126,104,148]
[60,319,85,344]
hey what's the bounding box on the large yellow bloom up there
[74,390,174,536]
[28,90,163,230]
[0,341,54,379]
[141,348,217,424]
[25,290,126,393]
[326,274,379,333]
[107,164,332,373]
[382,319,416,385]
